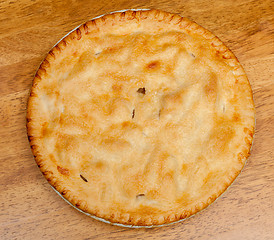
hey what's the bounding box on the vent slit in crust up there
[137,87,146,94]
[80,174,88,182]
[136,193,145,199]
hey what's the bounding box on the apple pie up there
[27,9,255,226]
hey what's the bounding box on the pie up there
[27,9,255,226]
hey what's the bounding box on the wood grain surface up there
[0,0,273,239]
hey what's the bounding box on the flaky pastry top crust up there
[27,10,255,226]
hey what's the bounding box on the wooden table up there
[1,0,273,239]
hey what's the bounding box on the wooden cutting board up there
[1,0,273,239]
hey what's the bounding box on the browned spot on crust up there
[42,170,53,177]
[237,152,246,163]
[27,135,32,143]
[204,73,217,100]
[175,193,190,206]
[30,144,36,150]
[164,170,175,181]
[106,46,121,53]
[120,11,126,19]
[147,61,159,69]
[61,190,68,195]
[245,137,252,145]
[83,23,89,34]
[126,11,137,20]
[29,91,37,97]
[139,10,148,20]
[112,84,122,92]
[203,172,215,185]
[131,11,136,19]
[91,19,96,26]
[134,205,163,215]
[61,39,67,47]
[35,73,41,80]
[58,114,65,125]
[169,14,175,22]
[208,118,235,153]
[76,28,82,40]
[222,51,232,59]
[122,121,132,128]
[38,67,46,75]
[163,90,185,105]
[57,166,70,176]
[95,161,105,169]
[55,45,61,52]
[101,16,107,23]
[49,50,55,58]
[49,154,57,164]
[244,127,253,138]
[98,94,110,103]
[101,137,130,151]
[181,163,188,174]
[176,17,183,24]
[41,122,49,136]
[72,51,78,57]
[232,112,241,122]
[42,59,50,68]
[180,211,187,219]
[179,19,191,29]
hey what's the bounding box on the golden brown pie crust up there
[27,9,255,226]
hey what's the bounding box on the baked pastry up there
[27,9,255,226]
